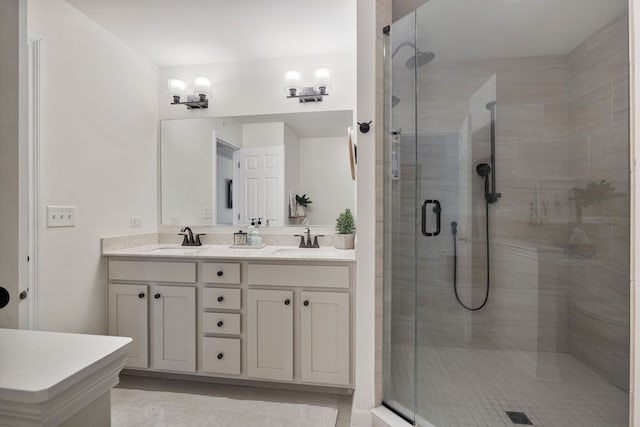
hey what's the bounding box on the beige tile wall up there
[566,16,630,390]
[382,12,630,372]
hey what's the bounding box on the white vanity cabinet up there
[105,252,354,390]
[107,260,197,373]
[246,263,352,386]
[108,283,148,369]
[247,289,294,381]
[300,291,350,385]
[151,285,196,372]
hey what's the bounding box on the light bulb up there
[284,70,302,96]
[313,67,331,94]
[193,76,211,97]
[167,78,186,101]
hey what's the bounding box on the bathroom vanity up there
[103,244,355,389]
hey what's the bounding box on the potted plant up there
[335,208,356,249]
[295,194,312,217]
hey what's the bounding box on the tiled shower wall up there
[566,16,630,390]
[386,14,629,386]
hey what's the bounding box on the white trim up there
[26,39,41,330]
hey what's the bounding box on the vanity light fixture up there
[168,76,210,109]
[284,67,331,103]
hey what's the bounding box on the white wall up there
[242,122,284,147]
[28,0,159,334]
[161,119,216,226]
[0,0,27,329]
[298,137,354,225]
[158,51,356,120]
[284,124,300,220]
[352,0,379,424]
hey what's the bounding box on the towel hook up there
[358,121,372,134]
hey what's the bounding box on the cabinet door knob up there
[284,298,290,306]
[217,270,224,277]
[217,296,224,302]
[138,293,145,299]
[217,353,224,360]
[303,300,309,307]
[217,321,224,327]
[154,293,161,299]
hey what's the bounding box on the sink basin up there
[144,247,201,255]
[271,248,339,257]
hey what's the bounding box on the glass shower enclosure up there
[383,1,630,426]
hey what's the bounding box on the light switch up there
[47,206,76,227]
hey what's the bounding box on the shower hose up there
[451,193,490,311]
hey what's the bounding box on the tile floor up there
[386,346,628,427]
[116,373,353,427]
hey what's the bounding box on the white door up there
[235,146,284,225]
[151,285,196,372]
[108,284,149,369]
[300,291,350,385]
[247,289,293,381]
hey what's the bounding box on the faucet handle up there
[312,235,324,248]
[293,234,306,248]
[194,233,206,246]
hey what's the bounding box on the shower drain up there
[505,411,533,425]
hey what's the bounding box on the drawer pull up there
[303,300,309,307]
[217,353,224,360]
[138,293,145,299]
[217,321,224,327]
[217,296,224,302]
[154,293,161,299]
[217,270,224,277]
[284,298,290,306]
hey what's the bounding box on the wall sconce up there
[168,76,210,109]
[284,68,331,103]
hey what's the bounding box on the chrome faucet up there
[294,228,324,248]
[179,226,205,246]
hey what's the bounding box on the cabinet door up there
[247,289,293,381]
[108,284,148,369]
[151,285,196,372]
[300,291,350,385]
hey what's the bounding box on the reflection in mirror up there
[160,110,354,227]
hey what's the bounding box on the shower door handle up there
[421,199,441,237]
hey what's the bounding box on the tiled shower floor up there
[387,346,628,426]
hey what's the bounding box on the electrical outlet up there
[130,216,143,228]
[170,215,180,225]
[47,206,76,227]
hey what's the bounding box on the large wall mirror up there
[160,110,354,227]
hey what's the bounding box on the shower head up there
[391,95,400,107]
[405,51,435,69]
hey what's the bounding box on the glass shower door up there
[382,10,418,424]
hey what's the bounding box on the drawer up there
[202,263,241,284]
[202,337,241,375]
[203,312,241,335]
[248,264,350,289]
[202,287,241,310]
[109,260,196,283]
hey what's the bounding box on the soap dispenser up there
[251,218,263,246]
[247,219,255,246]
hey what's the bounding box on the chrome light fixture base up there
[171,94,209,109]
[287,86,329,103]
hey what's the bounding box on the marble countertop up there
[0,328,131,403]
[102,244,356,262]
